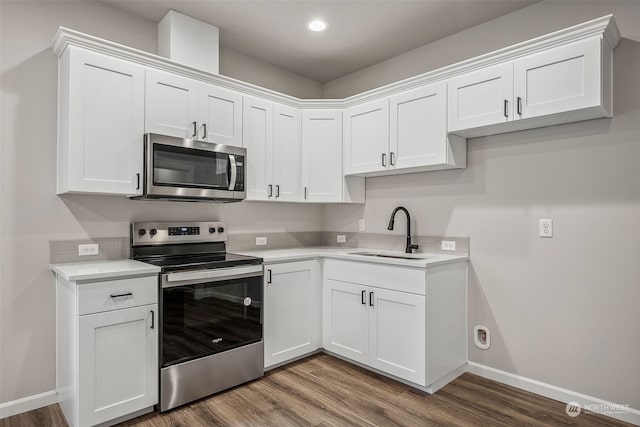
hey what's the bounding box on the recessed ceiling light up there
[308,20,327,32]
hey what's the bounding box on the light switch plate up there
[337,235,346,243]
[358,219,366,231]
[256,237,267,246]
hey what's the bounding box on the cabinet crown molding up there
[51,14,619,109]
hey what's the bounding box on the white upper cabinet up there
[243,99,302,202]
[145,68,243,145]
[344,99,390,174]
[448,35,613,137]
[145,69,199,138]
[272,104,302,202]
[243,96,273,201]
[57,47,144,196]
[513,37,604,120]
[53,16,619,198]
[390,82,465,171]
[344,83,466,176]
[198,84,243,145]
[301,110,344,203]
[447,62,513,132]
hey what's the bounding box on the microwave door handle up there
[228,154,237,191]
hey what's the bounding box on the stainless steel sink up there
[348,251,430,261]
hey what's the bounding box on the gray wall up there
[0,1,322,403]
[322,0,640,410]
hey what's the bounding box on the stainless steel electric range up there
[131,221,264,412]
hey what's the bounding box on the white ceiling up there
[101,0,539,82]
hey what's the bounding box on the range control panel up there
[132,221,227,246]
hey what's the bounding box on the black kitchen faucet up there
[387,206,419,254]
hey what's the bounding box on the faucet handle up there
[407,243,419,254]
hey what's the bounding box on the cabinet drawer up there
[324,259,426,295]
[78,276,158,315]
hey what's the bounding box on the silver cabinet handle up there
[381,153,387,167]
[267,269,272,284]
[192,121,197,138]
[275,184,280,198]
[304,187,308,200]
[228,155,237,191]
[150,310,155,329]
[136,173,140,190]
[201,123,207,140]
[268,184,273,198]
[390,152,395,166]
[504,99,508,118]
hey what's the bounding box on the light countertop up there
[50,259,160,282]
[235,246,468,268]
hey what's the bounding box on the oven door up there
[160,264,263,368]
[145,133,246,200]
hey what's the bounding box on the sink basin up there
[349,251,430,261]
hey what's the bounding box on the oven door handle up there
[162,265,263,288]
[228,154,237,191]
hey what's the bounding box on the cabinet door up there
[264,261,319,368]
[390,82,447,169]
[63,47,144,195]
[448,62,513,132]
[145,69,199,138]
[301,110,343,203]
[272,104,302,202]
[78,304,158,427]
[322,279,368,364]
[199,84,243,145]
[514,37,602,120]
[243,97,273,201]
[368,288,426,385]
[343,99,389,174]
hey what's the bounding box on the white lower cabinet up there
[368,287,426,385]
[323,259,466,390]
[264,260,320,368]
[56,274,158,427]
[323,280,369,364]
[323,279,426,384]
[78,305,158,427]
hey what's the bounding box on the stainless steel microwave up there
[132,133,246,202]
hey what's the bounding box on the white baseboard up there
[467,362,640,426]
[0,390,59,419]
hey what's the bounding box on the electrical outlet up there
[441,240,456,251]
[539,219,553,238]
[78,243,99,256]
[358,219,366,231]
[337,234,346,243]
[255,237,267,246]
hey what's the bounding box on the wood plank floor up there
[1,353,632,426]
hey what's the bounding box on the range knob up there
[217,226,225,233]
[138,229,146,236]
[209,227,216,233]
[149,228,157,236]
